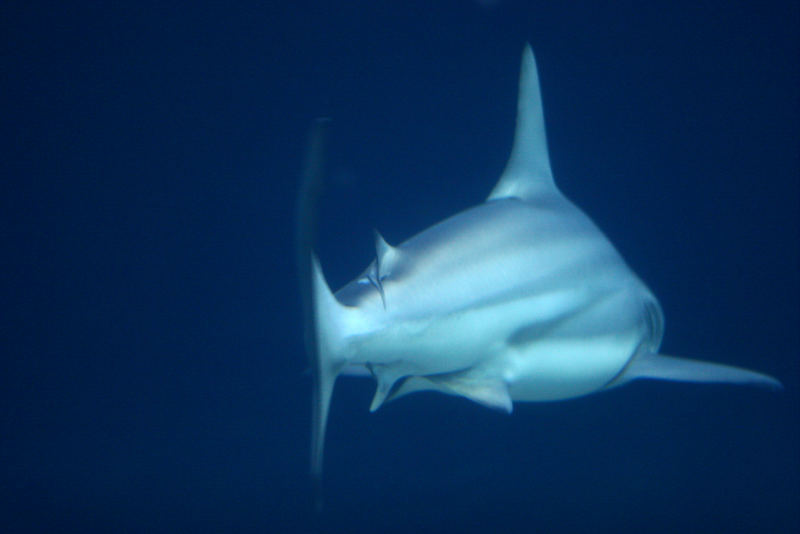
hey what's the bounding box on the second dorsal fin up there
[374,230,400,275]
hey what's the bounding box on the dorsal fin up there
[488,44,556,201]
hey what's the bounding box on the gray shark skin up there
[304,45,782,490]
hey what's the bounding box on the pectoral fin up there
[616,353,783,391]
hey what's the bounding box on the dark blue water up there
[3,1,798,532]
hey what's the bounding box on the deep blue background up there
[3,1,798,532]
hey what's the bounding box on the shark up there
[300,44,782,493]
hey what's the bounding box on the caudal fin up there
[297,119,365,508]
[296,118,341,508]
[622,353,783,391]
[308,256,351,495]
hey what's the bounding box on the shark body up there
[304,45,781,488]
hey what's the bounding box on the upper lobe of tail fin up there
[296,118,331,367]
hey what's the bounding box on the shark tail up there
[296,118,343,509]
[308,256,354,493]
[297,119,366,508]
[619,353,783,391]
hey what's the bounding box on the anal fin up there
[388,369,513,413]
[368,364,405,412]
